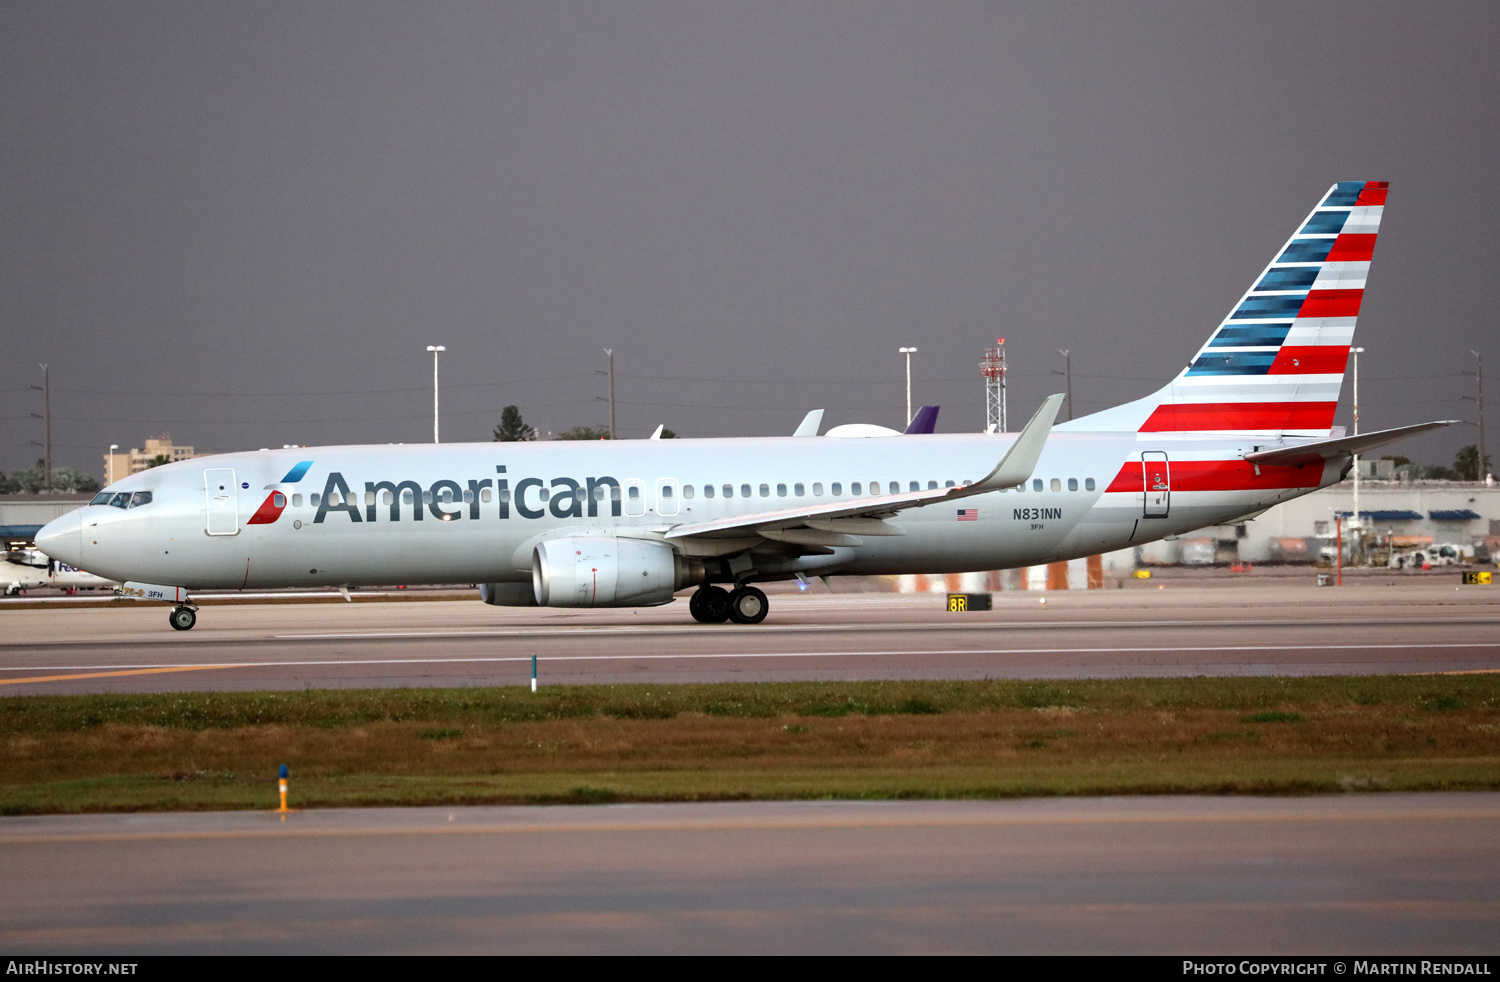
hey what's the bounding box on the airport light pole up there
[426,346,445,443]
[30,364,50,488]
[1350,346,1364,560]
[1059,349,1073,422]
[604,348,616,440]
[899,347,918,426]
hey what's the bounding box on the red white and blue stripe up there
[1069,182,1385,438]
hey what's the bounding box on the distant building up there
[102,436,205,483]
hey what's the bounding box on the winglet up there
[903,405,940,435]
[968,394,1065,492]
[649,424,665,440]
[793,410,824,437]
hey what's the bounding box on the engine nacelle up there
[479,582,537,607]
[532,536,699,608]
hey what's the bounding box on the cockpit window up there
[109,492,130,509]
[90,492,112,506]
[129,491,153,508]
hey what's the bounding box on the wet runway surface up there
[2,795,1496,954]
[1,581,1498,693]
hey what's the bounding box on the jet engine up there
[532,536,700,608]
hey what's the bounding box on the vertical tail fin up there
[1068,181,1386,436]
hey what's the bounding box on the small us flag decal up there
[956,508,979,521]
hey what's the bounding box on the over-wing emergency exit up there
[35,182,1450,629]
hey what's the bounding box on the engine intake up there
[533,536,699,608]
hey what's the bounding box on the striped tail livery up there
[1071,181,1387,436]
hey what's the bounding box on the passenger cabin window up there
[311,493,322,507]
[813,483,823,496]
[683,485,695,499]
[1032,479,1043,492]
[704,484,716,499]
[497,488,510,503]
[273,492,286,508]
[944,480,956,488]
[724,484,734,498]
[661,485,674,499]
[759,484,770,497]
[480,488,492,503]
[1085,478,1095,491]
[365,491,376,507]
[1050,478,1061,492]
[740,484,751,498]
[293,494,304,507]
[851,482,862,495]
[628,486,641,501]
[776,483,787,497]
[1067,478,1078,491]
[610,486,620,500]
[538,488,550,502]
[794,483,805,496]
[463,489,474,503]
[831,482,842,495]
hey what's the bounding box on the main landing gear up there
[689,585,769,625]
[169,605,198,631]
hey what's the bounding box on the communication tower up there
[981,338,1008,432]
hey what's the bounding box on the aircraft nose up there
[34,510,84,567]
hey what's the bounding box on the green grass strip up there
[2,675,1498,814]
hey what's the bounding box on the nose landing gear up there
[169,605,198,631]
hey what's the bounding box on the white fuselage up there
[37,429,1339,592]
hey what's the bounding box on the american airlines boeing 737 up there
[36,182,1448,630]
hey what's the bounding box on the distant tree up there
[0,471,11,494]
[1,465,98,494]
[659,427,678,439]
[556,425,612,441]
[1454,444,1492,482]
[493,405,536,442]
[1380,455,1411,467]
[1424,464,1459,481]
[145,454,172,468]
[47,468,100,494]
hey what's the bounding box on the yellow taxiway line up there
[0,664,249,687]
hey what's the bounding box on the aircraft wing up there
[1242,420,1455,467]
[665,394,1064,543]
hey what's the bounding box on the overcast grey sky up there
[4,2,1498,476]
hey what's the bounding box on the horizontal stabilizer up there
[1243,420,1454,466]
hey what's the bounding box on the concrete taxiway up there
[1,794,1496,954]
[1,580,1498,693]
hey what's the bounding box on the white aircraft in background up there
[37,182,1448,630]
[2,549,118,596]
